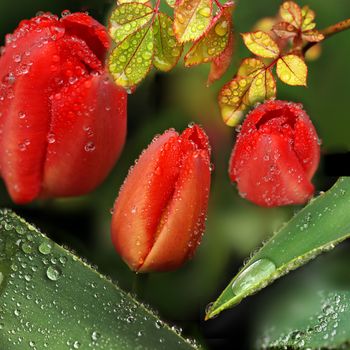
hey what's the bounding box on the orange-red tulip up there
[111,125,211,272]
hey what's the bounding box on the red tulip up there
[0,12,127,204]
[229,100,320,207]
[111,125,211,272]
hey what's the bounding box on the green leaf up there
[153,13,183,72]
[242,31,280,59]
[174,0,213,43]
[166,0,176,7]
[109,26,154,89]
[256,249,350,349]
[0,209,196,350]
[276,54,308,86]
[301,5,316,31]
[206,177,350,319]
[109,3,153,44]
[184,4,232,67]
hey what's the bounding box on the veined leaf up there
[272,22,298,39]
[242,31,280,59]
[206,177,350,320]
[109,26,154,89]
[184,3,233,67]
[174,0,213,43]
[0,209,196,349]
[153,13,183,72]
[109,3,153,43]
[302,30,324,43]
[219,58,276,126]
[276,54,307,86]
[280,1,302,28]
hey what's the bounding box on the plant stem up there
[132,273,149,299]
[303,18,350,54]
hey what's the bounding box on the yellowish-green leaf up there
[279,1,302,28]
[166,0,176,7]
[108,26,154,89]
[109,3,153,43]
[302,29,324,43]
[276,54,307,86]
[237,57,265,77]
[174,0,213,43]
[242,31,280,59]
[153,13,183,71]
[272,22,298,39]
[301,5,316,31]
[184,6,232,66]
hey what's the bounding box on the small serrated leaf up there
[248,69,276,105]
[272,22,298,39]
[109,3,153,43]
[276,54,307,86]
[174,0,213,43]
[184,4,233,67]
[279,1,302,28]
[207,34,234,85]
[242,31,280,59]
[301,5,316,31]
[153,13,183,71]
[109,26,154,89]
[302,30,324,43]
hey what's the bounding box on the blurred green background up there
[1,0,350,349]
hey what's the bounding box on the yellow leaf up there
[276,54,307,86]
[302,30,324,43]
[279,1,302,28]
[174,0,213,43]
[301,5,316,31]
[248,69,276,105]
[237,57,265,77]
[242,31,280,59]
[185,3,233,66]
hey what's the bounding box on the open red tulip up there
[0,12,127,204]
[111,125,211,272]
[229,100,320,207]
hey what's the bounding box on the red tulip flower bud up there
[0,12,127,204]
[229,100,320,207]
[111,125,211,272]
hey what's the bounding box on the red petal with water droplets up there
[229,100,320,207]
[42,73,127,197]
[111,125,211,272]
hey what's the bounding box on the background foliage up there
[1,0,350,349]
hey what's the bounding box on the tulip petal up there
[139,149,211,272]
[111,130,180,271]
[42,74,127,197]
[233,133,314,207]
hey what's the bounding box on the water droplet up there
[84,141,95,152]
[231,258,276,295]
[38,242,52,255]
[199,7,211,18]
[91,331,100,341]
[215,20,228,37]
[46,266,61,281]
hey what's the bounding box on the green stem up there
[303,18,350,54]
[132,273,149,299]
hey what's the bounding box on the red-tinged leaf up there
[153,13,183,71]
[184,3,234,67]
[272,22,298,39]
[301,5,316,31]
[276,54,307,86]
[279,1,302,29]
[242,31,280,59]
[174,0,213,43]
[302,30,324,43]
[207,34,234,85]
[109,3,153,44]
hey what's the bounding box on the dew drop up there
[38,242,52,255]
[46,266,61,281]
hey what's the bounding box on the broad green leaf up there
[219,58,276,126]
[302,29,324,43]
[109,26,154,89]
[109,3,153,44]
[272,22,298,39]
[280,1,302,28]
[206,177,350,319]
[153,13,183,72]
[0,209,196,350]
[256,249,350,349]
[242,31,280,59]
[276,54,308,86]
[184,4,233,67]
[174,0,213,43]
[301,5,316,31]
